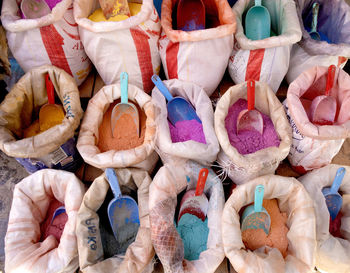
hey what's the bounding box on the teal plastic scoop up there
[322,167,346,221]
[105,168,140,242]
[241,184,271,235]
[308,3,321,41]
[245,0,271,40]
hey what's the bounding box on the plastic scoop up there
[322,167,346,221]
[178,168,209,222]
[151,74,202,126]
[111,72,139,137]
[309,65,337,125]
[177,0,205,31]
[98,0,131,20]
[21,0,51,19]
[308,2,321,41]
[245,0,271,40]
[241,184,271,235]
[39,74,65,132]
[50,206,66,224]
[237,80,264,135]
[105,168,140,242]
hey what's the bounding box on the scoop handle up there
[247,79,255,111]
[106,168,122,198]
[45,73,55,105]
[254,184,264,213]
[311,2,319,34]
[151,75,174,102]
[330,167,346,194]
[325,65,336,96]
[120,72,129,104]
[195,168,209,196]
[255,0,261,6]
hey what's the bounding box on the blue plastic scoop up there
[322,167,346,221]
[105,168,140,242]
[245,0,271,40]
[50,206,66,224]
[308,3,321,41]
[151,75,202,126]
[241,184,271,235]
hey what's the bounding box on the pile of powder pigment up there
[329,212,343,238]
[168,120,206,144]
[40,199,68,243]
[241,199,289,257]
[176,213,209,260]
[225,99,280,154]
[89,2,142,22]
[98,100,146,152]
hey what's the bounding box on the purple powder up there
[45,0,62,10]
[168,119,206,144]
[225,99,280,155]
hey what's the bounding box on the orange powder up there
[97,100,146,152]
[242,199,289,257]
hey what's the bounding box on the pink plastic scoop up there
[309,65,337,125]
[178,168,209,222]
[237,80,264,135]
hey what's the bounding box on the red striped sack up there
[74,0,161,93]
[1,0,91,86]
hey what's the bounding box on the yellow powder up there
[88,3,142,22]
[23,120,41,138]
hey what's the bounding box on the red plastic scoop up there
[237,80,264,135]
[309,65,337,125]
[178,168,209,222]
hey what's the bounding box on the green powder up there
[176,213,209,260]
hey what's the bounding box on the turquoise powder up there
[176,213,209,261]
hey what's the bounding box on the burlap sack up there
[286,0,350,83]
[149,160,225,273]
[214,81,292,185]
[222,174,316,273]
[0,65,83,173]
[299,164,350,273]
[286,66,350,174]
[76,168,154,273]
[151,79,220,166]
[77,83,158,172]
[74,0,161,93]
[1,0,91,85]
[228,0,302,93]
[5,169,85,273]
[159,0,236,96]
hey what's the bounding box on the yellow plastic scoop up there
[39,74,65,132]
[98,0,130,20]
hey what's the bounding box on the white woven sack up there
[228,0,302,93]
[77,83,158,172]
[151,79,219,166]
[5,169,85,273]
[149,160,225,273]
[299,164,350,273]
[1,0,91,86]
[74,0,161,93]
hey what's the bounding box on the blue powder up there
[176,213,209,261]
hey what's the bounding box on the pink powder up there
[225,99,280,155]
[168,120,206,144]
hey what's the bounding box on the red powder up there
[242,199,289,257]
[97,100,146,152]
[168,120,206,144]
[329,212,343,238]
[225,99,280,155]
[40,199,68,243]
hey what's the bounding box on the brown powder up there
[242,199,289,258]
[97,100,146,152]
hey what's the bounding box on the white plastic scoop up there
[21,0,51,19]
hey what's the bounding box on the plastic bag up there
[159,0,236,96]
[214,80,292,185]
[149,160,225,273]
[74,0,161,93]
[299,164,350,273]
[0,65,83,173]
[285,66,350,174]
[1,0,91,86]
[286,0,350,83]
[222,174,316,273]
[151,79,219,166]
[76,168,154,273]
[77,83,158,173]
[5,169,85,273]
[228,0,302,93]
